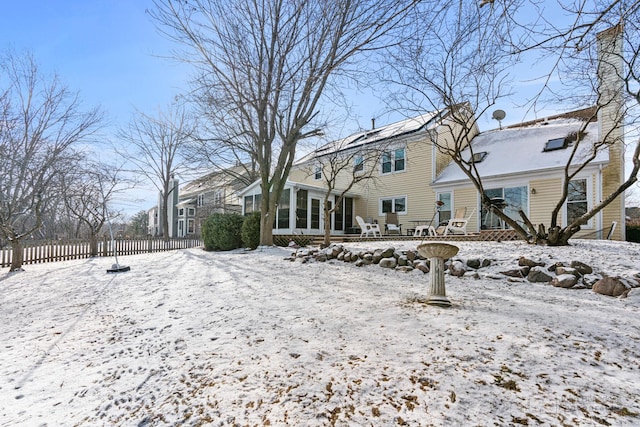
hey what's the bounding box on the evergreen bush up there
[241,211,261,249]
[626,225,640,243]
[201,213,244,251]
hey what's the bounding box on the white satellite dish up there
[492,109,506,129]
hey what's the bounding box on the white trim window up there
[354,155,364,173]
[314,165,322,180]
[565,178,592,228]
[213,190,223,206]
[380,195,406,215]
[187,218,195,234]
[197,194,204,207]
[381,147,406,174]
[437,192,452,224]
[188,207,196,217]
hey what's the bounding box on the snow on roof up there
[434,117,607,184]
[295,109,446,164]
[181,165,249,195]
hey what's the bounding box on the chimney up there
[596,24,624,140]
[371,117,375,130]
[596,24,625,240]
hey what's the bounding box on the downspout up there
[597,164,603,239]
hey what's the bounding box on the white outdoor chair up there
[444,208,475,235]
[356,215,381,238]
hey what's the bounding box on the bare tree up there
[118,103,195,241]
[150,0,415,246]
[0,51,102,271]
[61,158,131,256]
[297,138,386,246]
[506,2,640,245]
[387,1,639,245]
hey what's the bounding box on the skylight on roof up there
[470,151,488,163]
[544,137,568,152]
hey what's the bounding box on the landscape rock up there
[547,262,565,272]
[551,274,578,288]
[466,258,482,269]
[527,266,554,283]
[593,276,630,297]
[379,257,397,269]
[380,247,395,259]
[571,260,593,275]
[500,267,529,278]
[582,273,602,288]
[556,266,579,277]
[519,256,545,268]
[414,261,429,274]
[449,260,466,277]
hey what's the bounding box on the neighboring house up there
[147,177,180,237]
[238,107,478,235]
[147,205,160,236]
[175,165,250,237]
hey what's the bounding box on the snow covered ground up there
[1,239,639,426]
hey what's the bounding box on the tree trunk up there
[10,238,24,272]
[323,206,332,248]
[546,225,580,246]
[89,230,98,257]
[259,214,274,246]
[162,192,170,242]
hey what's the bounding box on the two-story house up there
[238,106,477,235]
[175,164,251,237]
[237,25,626,241]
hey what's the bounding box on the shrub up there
[627,225,640,243]
[241,211,261,249]
[202,213,244,251]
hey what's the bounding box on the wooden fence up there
[0,237,203,269]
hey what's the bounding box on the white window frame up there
[188,207,196,217]
[381,146,406,175]
[314,165,322,180]
[354,155,364,174]
[197,194,204,207]
[178,208,185,217]
[379,195,407,216]
[563,177,593,229]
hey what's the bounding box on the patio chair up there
[384,212,402,235]
[444,208,475,235]
[356,215,381,238]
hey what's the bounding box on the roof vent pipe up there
[371,118,375,130]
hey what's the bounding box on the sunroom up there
[238,180,359,235]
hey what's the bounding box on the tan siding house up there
[240,108,477,236]
[237,25,626,240]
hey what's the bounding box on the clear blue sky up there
[0,0,187,130]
